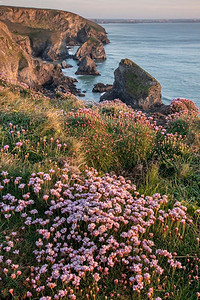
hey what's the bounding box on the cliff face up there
[0,6,109,94]
[0,20,33,83]
[0,6,109,61]
[0,20,77,94]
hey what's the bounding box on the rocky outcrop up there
[0,20,78,95]
[75,56,100,75]
[93,83,113,93]
[75,37,106,60]
[61,61,73,69]
[34,60,78,94]
[100,59,162,109]
[0,6,109,61]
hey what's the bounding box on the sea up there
[63,23,200,108]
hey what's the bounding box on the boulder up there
[75,56,100,76]
[61,61,73,69]
[100,58,162,109]
[75,37,106,60]
[93,83,113,93]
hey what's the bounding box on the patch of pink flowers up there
[0,165,193,299]
[170,98,199,115]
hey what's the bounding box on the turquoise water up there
[63,23,200,108]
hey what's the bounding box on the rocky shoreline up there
[0,6,109,96]
[0,5,172,115]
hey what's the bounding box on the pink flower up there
[43,195,49,201]
[93,273,101,282]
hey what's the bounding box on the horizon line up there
[0,5,199,20]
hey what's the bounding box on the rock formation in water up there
[61,61,73,69]
[0,6,109,93]
[75,56,100,75]
[93,83,113,93]
[75,37,106,61]
[100,59,162,109]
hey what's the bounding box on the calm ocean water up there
[63,23,200,108]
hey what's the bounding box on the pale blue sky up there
[0,0,199,19]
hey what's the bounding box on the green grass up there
[0,78,199,299]
[125,73,150,96]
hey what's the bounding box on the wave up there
[162,96,172,105]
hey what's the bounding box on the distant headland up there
[91,18,200,24]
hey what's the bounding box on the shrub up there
[170,98,199,115]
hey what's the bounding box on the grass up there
[0,77,200,299]
[125,73,150,97]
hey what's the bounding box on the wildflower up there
[43,195,49,201]
[1,171,8,176]
[27,291,32,298]
[36,239,43,248]
[18,183,26,189]
[47,282,57,289]
[16,142,23,148]
[93,273,101,282]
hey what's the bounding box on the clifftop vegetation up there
[0,75,199,299]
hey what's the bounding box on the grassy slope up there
[0,77,200,299]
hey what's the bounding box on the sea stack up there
[100,58,162,109]
[75,37,106,60]
[75,56,100,75]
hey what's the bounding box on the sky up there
[0,0,199,19]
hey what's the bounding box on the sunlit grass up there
[0,77,199,299]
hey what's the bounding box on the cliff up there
[0,20,77,94]
[0,6,109,61]
[0,6,109,94]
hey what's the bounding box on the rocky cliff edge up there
[0,6,109,61]
[0,6,109,93]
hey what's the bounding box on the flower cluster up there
[65,105,160,171]
[0,166,194,299]
[170,98,199,115]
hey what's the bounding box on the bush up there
[170,98,199,115]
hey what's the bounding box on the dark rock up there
[75,37,106,60]
[35,61,79,95]
[61,61,73,69]
[146,103,170,126]
[93,83,113,93]
[148,102,170,115]
[75,56,100,76]
[100,58,162,109]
